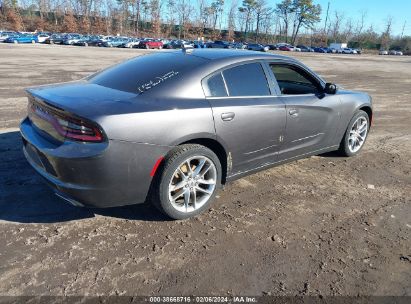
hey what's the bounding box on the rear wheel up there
[339,110,370,157]
[150,144,222,220]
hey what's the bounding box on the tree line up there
[0,0,410,52]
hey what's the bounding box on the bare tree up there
[329,10,344,43]
[381,16,393,50]
[227,0,238,41]
[238,0,256,40]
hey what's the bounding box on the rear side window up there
[203,73,227,97]
[222,63,270,96]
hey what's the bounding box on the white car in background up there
[389,50,403,55]
[379,50,388,55]
[36,34,50,43]
[0,31,16,42]
[342,48,357,54]
[123,38,141,48]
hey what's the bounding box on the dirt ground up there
[0,44,410,296]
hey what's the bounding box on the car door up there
[203,61,286,175]
[267,62,341,160]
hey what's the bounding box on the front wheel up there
[150,144,222,220]
[339,110,370,157]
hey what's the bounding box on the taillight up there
[29,101,104,142]
[55,117,103,142]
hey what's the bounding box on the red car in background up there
[139,39,163,49]
[279,45,294,51]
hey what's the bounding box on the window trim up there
[266,61,325,96]
[202,72,229,98]
[202,60,274,98]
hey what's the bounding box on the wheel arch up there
[358,105,373,126]
[178,138,229,184]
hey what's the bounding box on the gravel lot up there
[0,44,410,296]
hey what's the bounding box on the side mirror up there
[324,83,337,94]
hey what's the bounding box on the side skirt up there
[226,145,339,182]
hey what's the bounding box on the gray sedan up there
[20,49,372,219]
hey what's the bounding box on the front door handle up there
[221,112,235,121]
[289,109,299,117]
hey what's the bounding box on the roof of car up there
[183,48,296,62]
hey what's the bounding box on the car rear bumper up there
[20,117,171,208]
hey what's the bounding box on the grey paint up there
[21,49,372,207]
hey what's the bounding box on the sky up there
[220,0,410,36]
[310,0,410,36]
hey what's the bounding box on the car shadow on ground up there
[0,131,170,224]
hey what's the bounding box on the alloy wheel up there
[348,116,368,153]
[168,156,217,213]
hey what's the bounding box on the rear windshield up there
[88,52,207,94]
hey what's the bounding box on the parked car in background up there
[4,34,38,44]
[389,50,403,55]
[73,36,100,47]
[192,41,207,48]
[102,37,129,47]
[207,40,232,48]
[314,47,327,53]
[20,49,372,219]
[379,50,388,55]
[233,42,247,49]
[36,34,50,43]
[139,39,163,49]
[164,40,193,49]
[341,48,357,54]
[90,36,113,47]
[120,38,141,48]
[266,44,278,50]
[279,45,295,51]
[0,31,17,42]
[296,45,314,52]
[247,43,269,52]
[63,34,83,45]
[44,34,65,44]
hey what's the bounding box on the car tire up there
[150,144,222,220]
[338,110,370,157]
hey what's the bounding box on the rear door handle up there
[221,112,235,121]
[289,109,299,117]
